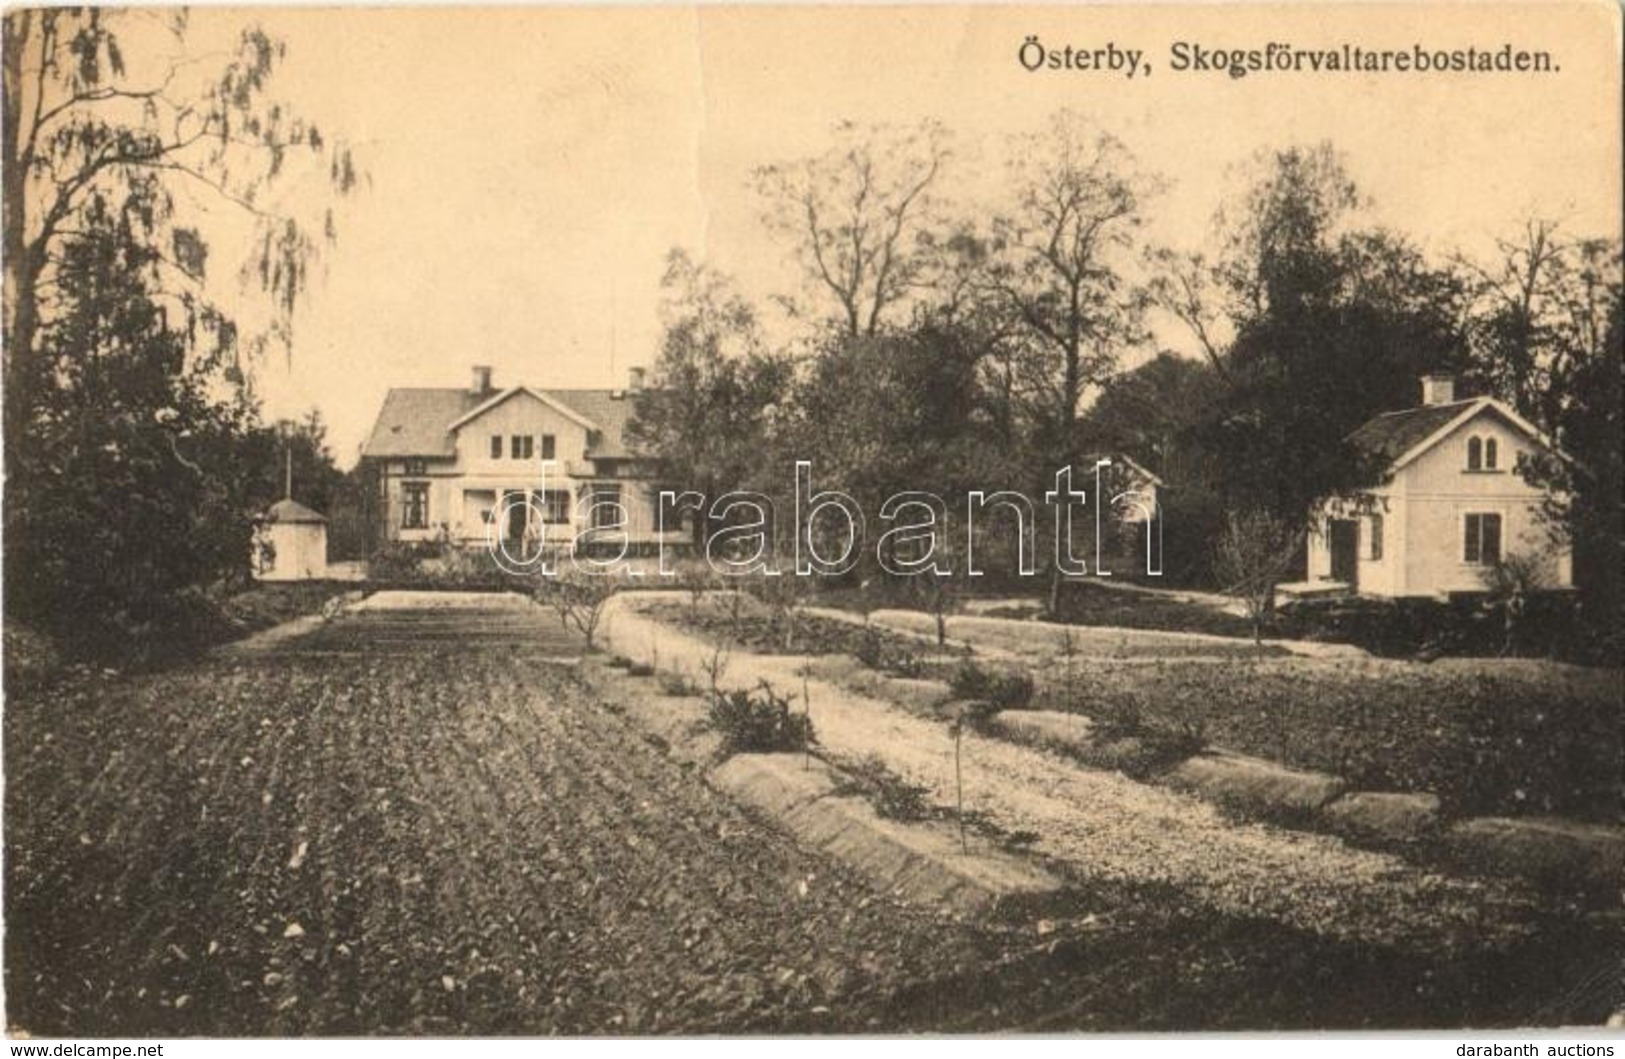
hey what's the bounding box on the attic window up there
[1466,436,1500,472]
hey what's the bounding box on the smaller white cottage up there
[252,499,329,582]
[1306,374,1572,599]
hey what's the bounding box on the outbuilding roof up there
[260,498,328,524]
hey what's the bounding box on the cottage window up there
[1366,513,1384,561]
[402,482,430,529]
[489,435,502,459]
[539,489,571,524]
[1483,438,1499,470]
[511,434,533,460]
[1463,513,1502,565]
[1466,437,1483,471]
[541,434,556,460]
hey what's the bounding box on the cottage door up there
[1328,519,1359,589]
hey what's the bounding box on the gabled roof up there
[446,386,599,434]
[1346,397,1559,473]
[362,388,482,458]
[259,498,327,524]
[361,386,643,461]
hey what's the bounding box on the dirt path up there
[6,592,1616,1033]
[601,595,1601,952]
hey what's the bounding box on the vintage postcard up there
[3,0,1621,1044]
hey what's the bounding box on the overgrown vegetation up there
[2,10,359,666]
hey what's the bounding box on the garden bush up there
[948,661,1035,710]
[707,681,814,756]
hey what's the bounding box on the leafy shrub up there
[533,571,616,648]
[1278,592,1582,660]
[707,681,814,755]
[855,626,926,677]
[948,661,1035,710]
[658,671,697,696]
[835,753,934,821]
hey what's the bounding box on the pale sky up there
[162,3,1621,465]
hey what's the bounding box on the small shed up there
[252,499,329,581]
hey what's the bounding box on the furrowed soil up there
[5,593,1617,1034]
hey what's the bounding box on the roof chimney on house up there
[471,365,493,396]
[1420,373,1456,407]
[627,366,646,393]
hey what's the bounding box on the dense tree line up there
[630,124,1623,643]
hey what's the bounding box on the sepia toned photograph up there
[2,0,1621,1041]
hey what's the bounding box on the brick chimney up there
[471,365,493,396]
[1420,373,1456,406]
[627,366,646,393]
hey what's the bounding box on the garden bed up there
[1041,657,1622,821]
[640,597,968,668]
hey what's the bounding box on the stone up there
[1322,791,1442,843]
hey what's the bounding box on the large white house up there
[1305,375,1572,598]
[361,366,682,554]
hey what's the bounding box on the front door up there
[504,490,527,547]
[1328,518,1359,589]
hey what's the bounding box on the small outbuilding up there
[252,498,330,581]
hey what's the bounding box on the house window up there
[511,434,533,460]
[402,482,430,529]
[1467,437,1483,471]
[404,458,427,476]
[589,484,623,530]
[541,434,556,460]
[539,489,571,524]
[489,435,502,459]
[1483,438,1498,471]
[1366,513,1384,561]
[1464,513,1502,566]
